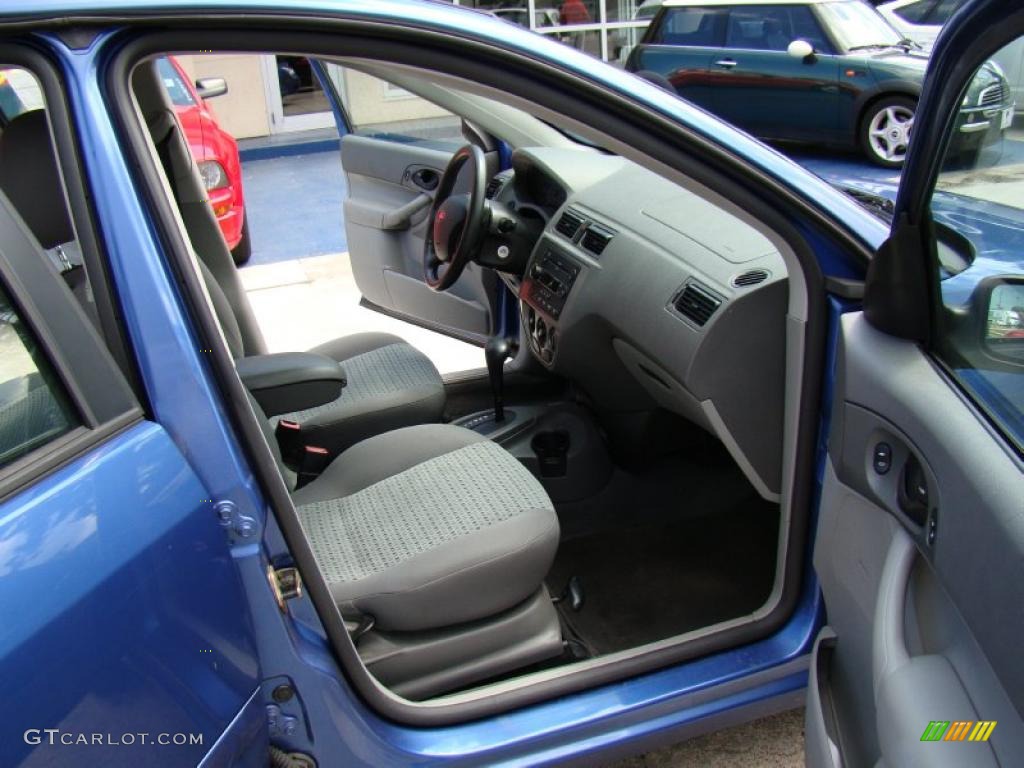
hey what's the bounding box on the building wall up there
[340,69,450,127]
[175,54,271,139]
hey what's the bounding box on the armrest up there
[237,352,347,417]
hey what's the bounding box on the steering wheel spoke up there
[423,144,488,291]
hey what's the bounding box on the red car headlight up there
[198,160,229,191]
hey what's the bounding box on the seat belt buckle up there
[295,445,331,489]
[275,420,303,468]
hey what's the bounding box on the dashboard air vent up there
[732,269,769,288]
[581,226,614,256]
[673,282,722,327]
[485,175,506,199]
[555,209,585,240]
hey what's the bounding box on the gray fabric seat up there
[271,332,445,456]
[131,62,446,456]
[292,423,560,632]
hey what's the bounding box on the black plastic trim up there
[0,41,144,399]
[0,195,142,500]
[104,21,831,728]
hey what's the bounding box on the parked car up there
[626,0,1013,166]
[156,56,251,264]
[0,0,1022,767]
[880,0,1024,110]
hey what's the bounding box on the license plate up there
[1001,106,1014,129]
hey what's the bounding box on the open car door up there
[317,62,501,346]
[807,1,1024,766]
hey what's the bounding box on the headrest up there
[0,109,75,249]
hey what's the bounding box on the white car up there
[880,0,1024,109]
[877,0,950,50]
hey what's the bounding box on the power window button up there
[873,442,892,475]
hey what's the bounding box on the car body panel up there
[0,421,263,767]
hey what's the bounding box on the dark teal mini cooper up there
[627,0,1014,166]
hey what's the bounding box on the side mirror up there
[195,77,228,99]
[983,277,1024,365]
[787,39,815,61]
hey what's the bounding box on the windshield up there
[818,0,904,51]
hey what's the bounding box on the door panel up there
[708,52,840,140]
[2,422,265,767]
[340,133,495,343]
[808,311,1023,766]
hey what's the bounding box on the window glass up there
[929,39,1024,450]
[321,65,464,149]
[156,57,196,108]
[726,6,832,53]
[816,0,903,51]
[652,7,726,47]
[893,0,935,24]
[0,283,76,466]
[927,0,965,25]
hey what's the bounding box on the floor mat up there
[547,494,779,655]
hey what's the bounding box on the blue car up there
[0,1,1021,766]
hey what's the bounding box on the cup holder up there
[531,430,570,477]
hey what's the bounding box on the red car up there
[157,56,250,264]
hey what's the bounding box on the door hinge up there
[267,565,302,611]
[215,500,259,543]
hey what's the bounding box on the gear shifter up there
[485,335,514,423]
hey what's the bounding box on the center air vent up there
[555,209,586,240]
[672,281,722,327]
[732,269,769,288]
[580,225,614,256]
[485,174,509,199]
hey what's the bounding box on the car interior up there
[1,49,805,709]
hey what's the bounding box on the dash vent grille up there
[732,269,769,288]
[672,282,722,327]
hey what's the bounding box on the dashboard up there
[488,147,789,501]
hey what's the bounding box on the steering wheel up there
[423,143,488,291]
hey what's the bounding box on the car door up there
[806,3,1024,766]
[627,5,727,111]
[317,63,500,345]
[0,61,264,766]
[709,4,840,141]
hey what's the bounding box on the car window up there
[892,0,935,24]
[928,39,1024,452]
[926,0,965,25]
[156,57,196,108]
[650,7,726,47]
[0,282,76,466]
[320,64,464,150]
[725,5,833,54]
[816,0,903,51]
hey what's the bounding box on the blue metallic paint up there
[0,422,259,767]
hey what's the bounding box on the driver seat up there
[131,61,446,454]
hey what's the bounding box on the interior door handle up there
[411,168,439,191]
[380,193,431,230]
[714,59,738,68]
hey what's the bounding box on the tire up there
[859,95,917,168]
[231,215,252,266]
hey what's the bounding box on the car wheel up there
[860,96,916,168]
[231,216,252,266]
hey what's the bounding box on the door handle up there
[411,168,439,191]
[714,59,738,68]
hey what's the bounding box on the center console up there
[519,248,581,364]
